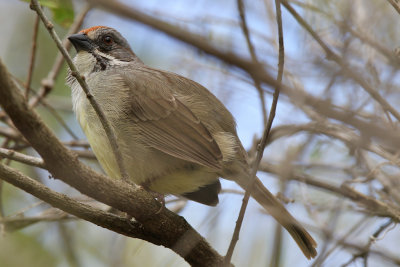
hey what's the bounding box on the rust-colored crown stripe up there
[79,26,110,35]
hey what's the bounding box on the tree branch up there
[225,0,284,263]
[25,14,40,99]
[28,4,91,108]
[0,148,45,168]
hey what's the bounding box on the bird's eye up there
[102,35,114,45]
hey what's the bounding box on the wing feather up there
[124,69,223,169]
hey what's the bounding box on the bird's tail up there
[236,176,317,259]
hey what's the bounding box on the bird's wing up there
[122,68,223,169]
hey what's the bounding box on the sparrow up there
[66,26,317,259]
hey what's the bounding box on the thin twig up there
[0,148,45,168]
[237,0,267,126]
[29,4,91,108]
[0,136,13,220]
[387,0,400,15]
[341,219,394,267]
[224,0,284,263]
[25,14,40,99]
[259,162,400,221]
[59,223,80,267]
[281,0,400,122]
[318,216,369,265]
[2,214,75,232]
[14,76,79,140]
[37,97,79,140]
[30,0,130,182]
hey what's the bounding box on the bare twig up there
[30,0,130,182]
[225,0,284,263]
[260,163,400,221]
[29,4,91,108]
[387,0,400,15]
[281,0,400,122]
[13,76,79,140]
[237,0,267,126]
[341,219,394,267]
[36,97,79,140]
[0,148,45,168]
[341,184,400,221]
[59,223,81,267]
[25,14,40,99]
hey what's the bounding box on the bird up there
[66,26,317,259]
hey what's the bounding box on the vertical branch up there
[29,4,91,108]
[224,0,284,264]
[0,134,14,221]
[59,223,80,267]
[29,0,130,182]
[25,14,40,99]
[237,0,268,126]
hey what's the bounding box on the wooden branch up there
[237,0,267,126]
[0,162,160,241]
[0,148,45,168]
[226,0,284,263]
[25,14,40,99]
[281,0,400,122]
[29,4,91,108]
[387,0,400,15]
[259,163,400,222]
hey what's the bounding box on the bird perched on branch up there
[67,26,317,259]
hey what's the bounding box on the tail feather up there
[237,176,317,259]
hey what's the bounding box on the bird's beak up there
[68,34,93,52]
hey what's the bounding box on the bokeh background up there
[1,0,400,266]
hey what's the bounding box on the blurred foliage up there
[0,231,57,267]
[20,0,74,27]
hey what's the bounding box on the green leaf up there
[21,0,75,27]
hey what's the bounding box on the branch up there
[0,148,45,168]
[225,0,284,263]
[0,57,227,266]
[281,0,400,122]
[0,162,165,242]
[259,163,400,222]
[387,0,400,15]
[237,0,267,125]
[25,14,40,99]
[28,4,91,107]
